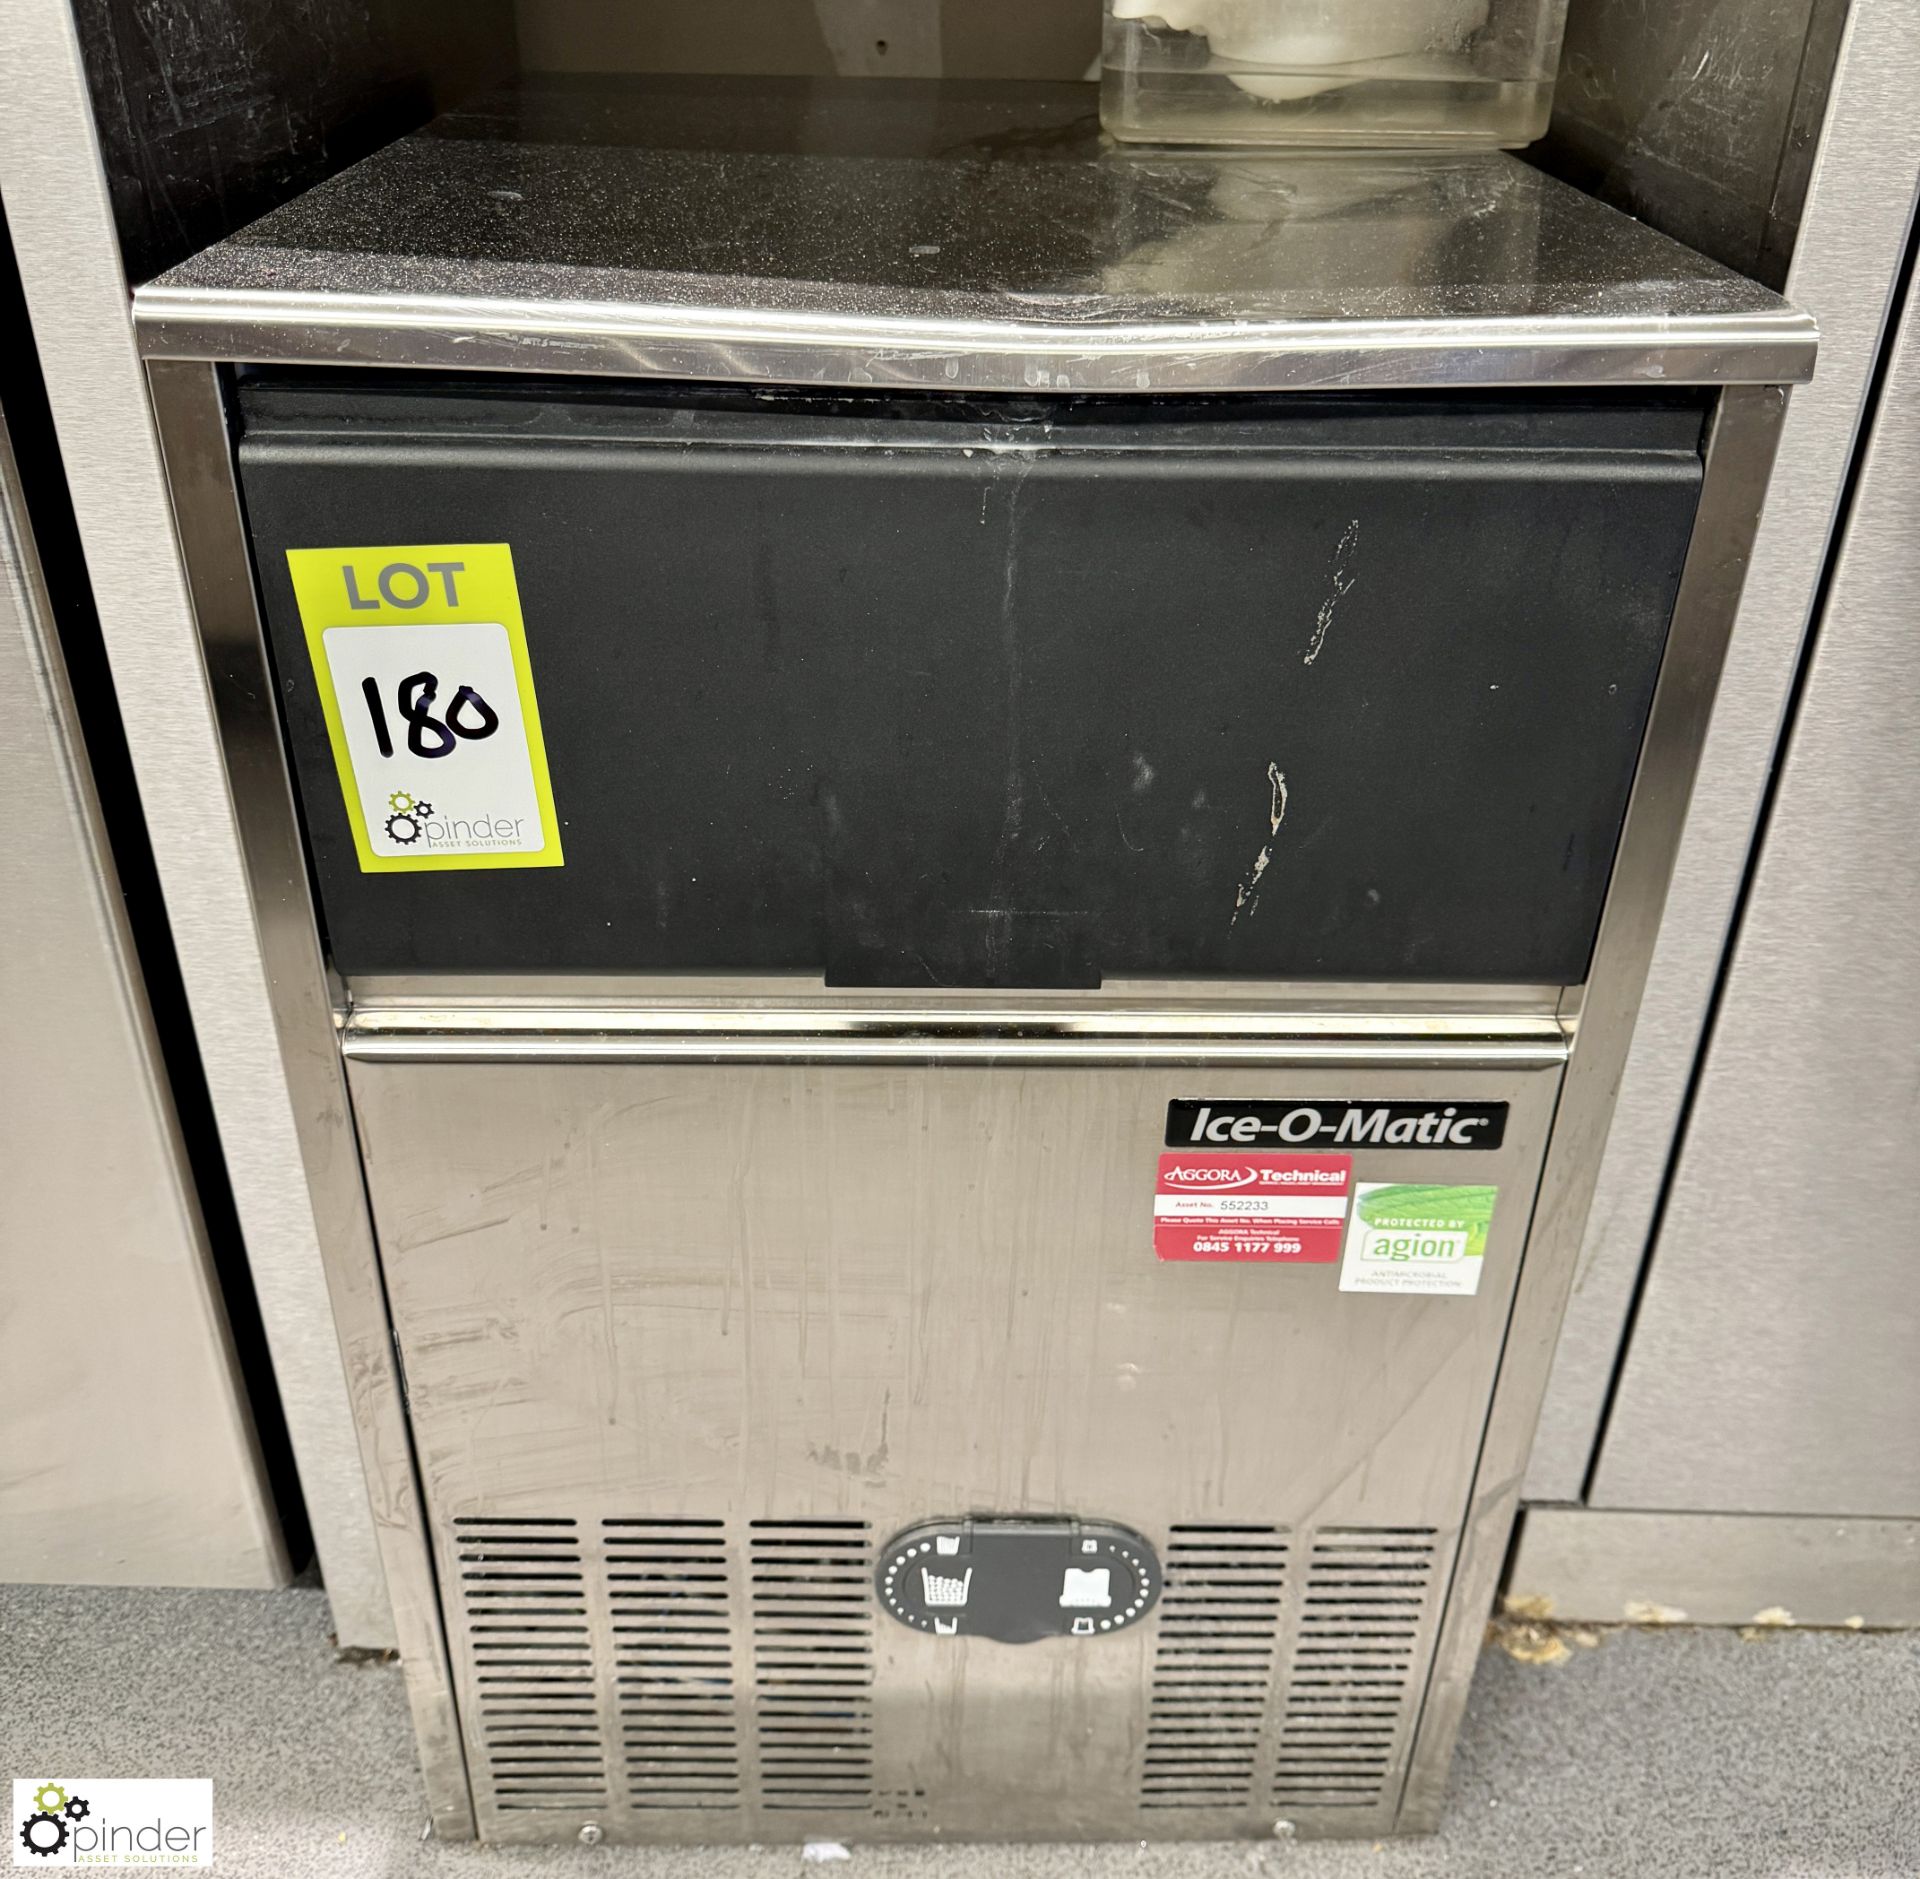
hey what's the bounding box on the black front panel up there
[238,379,1705,985]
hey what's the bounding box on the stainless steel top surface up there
[136,76,1814,391]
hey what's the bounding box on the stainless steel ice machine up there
[132,77,1814,1847]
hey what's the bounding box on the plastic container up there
[1100,0,1570,149]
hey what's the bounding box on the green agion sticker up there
[1340,1184,1499,1296]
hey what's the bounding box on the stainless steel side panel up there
[0,407,284,1590]
[1587,216,1920,1523]
[0,0,399,1653]
[1526,0,1920,1505]
[347,1043,1561,1843]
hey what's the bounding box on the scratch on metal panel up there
[1231,762,1288,926]
[403,1213,513,1250]
[1303,519,1361,665]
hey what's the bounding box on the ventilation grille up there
[750,1521,875,1813]
[454,1518,608,1812]
[1141,1524,1289,1810]
[1272,1528,1438,1811]
[606,1518,741,1812]
[450,1513,1444,1828]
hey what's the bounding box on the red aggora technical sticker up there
[1153,1152,1352,1263]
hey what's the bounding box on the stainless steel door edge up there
[342,1000,1569,1060]
[1396,383,1790,1830]
[143,358,476,1839]
[342,1028,1569,1069]
[347,973,1567,1018]
[132,284,1817,392]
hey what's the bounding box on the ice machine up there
[133,78,1814,1847]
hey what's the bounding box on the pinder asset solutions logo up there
[380,787,531,854]
[13,1781,212,1867]
[381,787,435,846]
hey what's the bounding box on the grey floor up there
[3,1584,1916,1878]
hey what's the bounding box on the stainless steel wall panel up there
[1,0,400,1652]
[1525,0,1920,1501]
[1587,239,1920,1521]
[0,407,284,1589]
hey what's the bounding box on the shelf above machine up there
[134,75,1815,393]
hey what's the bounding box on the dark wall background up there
[72,0,1851,293]
[72,0,515,283]
[1533,0,1852,290]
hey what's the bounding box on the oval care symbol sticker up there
[285,543,564,873]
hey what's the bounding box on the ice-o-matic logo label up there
[1166,1100,1508,1151]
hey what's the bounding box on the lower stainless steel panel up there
[346,1036,1560,1843]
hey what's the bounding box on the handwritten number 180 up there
[360,671,500,759]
